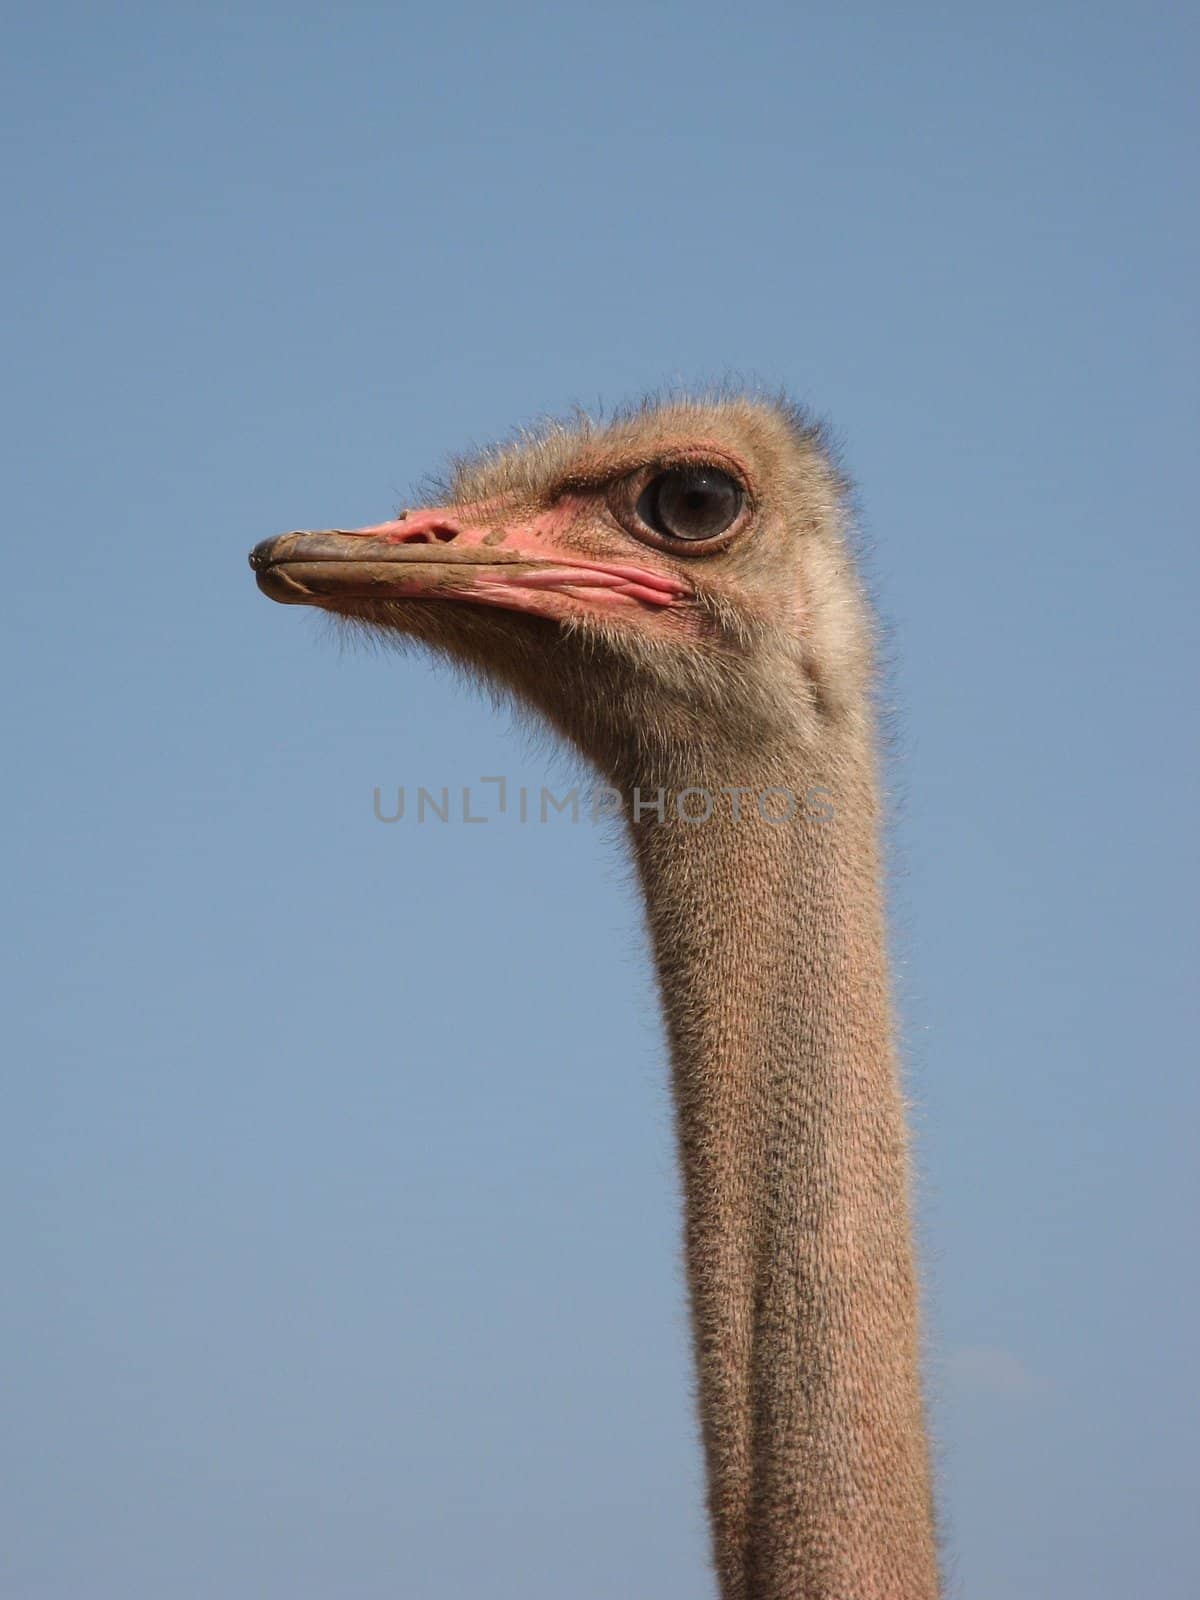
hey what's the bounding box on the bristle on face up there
[439,390,843,509]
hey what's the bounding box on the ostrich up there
[249,394,939,1599]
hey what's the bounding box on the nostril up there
[392,522,459,546]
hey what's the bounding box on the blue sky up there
[2,4,1196,1597]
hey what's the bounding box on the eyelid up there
[627,453,752,498]
[553,448,753,503]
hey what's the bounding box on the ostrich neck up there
[624,736,938,1600]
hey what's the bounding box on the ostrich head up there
[249,395,871,784]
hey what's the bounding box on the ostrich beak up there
[249,508,688,621]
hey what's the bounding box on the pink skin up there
[313,498,691,622]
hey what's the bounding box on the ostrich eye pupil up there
[637,468,742,542]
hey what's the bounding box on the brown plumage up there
[250,392,939,1599]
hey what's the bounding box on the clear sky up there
[2,4,1196,1597]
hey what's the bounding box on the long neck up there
[625,734,938,1600]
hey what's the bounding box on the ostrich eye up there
[636,467,743,542]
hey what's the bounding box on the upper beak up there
[248,510,689,616]
[250,514,535,606]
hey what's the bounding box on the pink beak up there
[250,506,690,618]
